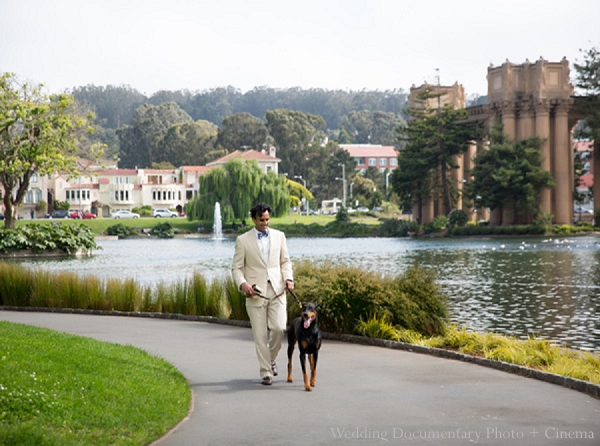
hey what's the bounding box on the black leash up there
[251,283,302,308]
[287,287,302,308]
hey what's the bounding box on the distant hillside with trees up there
[72,85,411,131]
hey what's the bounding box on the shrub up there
[291,260,447,336]
[379,219,418,237]
[0,223,98,254]
[447,209,468,228]
[106,223,136,238]
[335,206,349,221]
[52,200,70,211]
[151,222,175,238]
[133,205,152,217]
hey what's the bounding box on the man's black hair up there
[250,203,272,219]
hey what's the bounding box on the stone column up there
[553,99,573,224]
[522,102,536,140]
[421,195,434,224]
[535,100,552,216]
[501,101,517,140]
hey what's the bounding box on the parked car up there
[46,210,70,219]
[0,213,4,220]
[356,206,369,212]
[69,211,97,219]
[111,210,140,219]
[152,208,178,218]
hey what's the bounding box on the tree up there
[265,109,326,178]
[302,140,355,207]
[71,84,146,129]
[390,138,434,222]
[217,113,267,151]
[395,88,482,216]
[0,73,87,228]
[350,174,377,208]
[467,123,555,224]
[186,158,290,222]
[160,120,219,166]
[287,179,313,210]
[117,102,192,168]
[574,43,600,214]
[341,110,406,146]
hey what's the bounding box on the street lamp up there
[385,171,392,197]
[293,175,306,188]
[337,163,346,207]
[294,175,309,215]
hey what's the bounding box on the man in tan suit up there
[232,203,294,385]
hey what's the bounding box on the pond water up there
[15,235,600,352]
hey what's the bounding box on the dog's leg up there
[300,352,311,391]
[287,332,295,383]
[309,350,318,388]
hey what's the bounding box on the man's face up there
[252,210,270,233]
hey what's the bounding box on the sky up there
[1,0,599,98]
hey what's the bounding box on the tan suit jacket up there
[232,228,293,307]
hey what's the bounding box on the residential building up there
[16,148,282,219]
[339,144,399,174]
[206,147,280,174]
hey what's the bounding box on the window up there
[31,173,38,183]
[368,158,376,166]
[380,158,387,166]
[390,158,398,166]
[355,157,365,165]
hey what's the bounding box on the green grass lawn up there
[18,213,382,235]
[0,322,191,446]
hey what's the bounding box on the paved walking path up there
[1,311,599,446]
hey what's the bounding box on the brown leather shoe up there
[262,376,272,386]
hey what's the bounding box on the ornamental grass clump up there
[225,275,249,321]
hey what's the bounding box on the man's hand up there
[241,282,255,297]
[286,280,294,291]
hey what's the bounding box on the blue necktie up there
[257,231,268,240]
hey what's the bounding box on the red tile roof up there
[182,166,211,174]
[340,144,399,157]
[95,169,138,175]
[207,149,280,166]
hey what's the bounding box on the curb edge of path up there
[2,305,599,400]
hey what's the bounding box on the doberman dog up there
[287,302,322,391]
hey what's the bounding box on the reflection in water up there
[14,235,600,351]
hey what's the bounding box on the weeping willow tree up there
[186,158,290,222]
